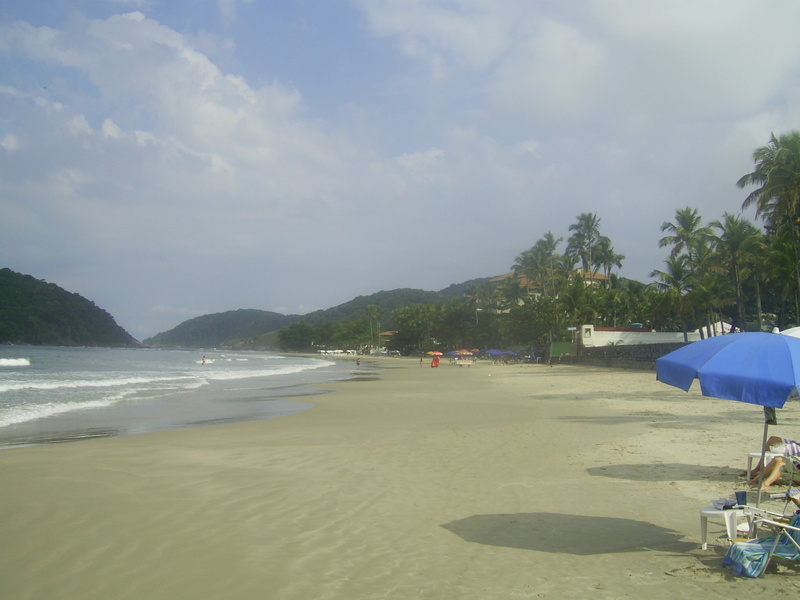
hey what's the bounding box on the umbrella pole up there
[756,420,769,508]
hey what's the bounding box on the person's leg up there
[749,457,786,489]
[749,436,786,475]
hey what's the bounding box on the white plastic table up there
[699,506,746,550]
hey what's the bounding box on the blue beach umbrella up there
[656,332,800,408]
[656,332,800,503]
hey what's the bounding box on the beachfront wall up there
[561,342,689,371]
[579,324,701,347]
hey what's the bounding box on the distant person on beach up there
[431,356,440,368]
[747,436,800,489]
[356,358,361,367]
[202,355,206,366]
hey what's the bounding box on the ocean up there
[0,345,368,448]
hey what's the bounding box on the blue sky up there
[2,1,800,339]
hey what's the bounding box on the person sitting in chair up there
[748,436,800,489]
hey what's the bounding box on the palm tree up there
[364,304,383,350]
[511,248,537,295]
[567,213,602,273]
[650,256,692,341]
[512,232,564,298]
[498,276,525,310]
[534,232,563,297]
[738,131,800,316]
[689,271,735,337]
[467,282,498,325]
[597,287,630,327]
[592,237,625,285]
[557,279,596,325]
[763,228,800,325]
[659,207,711,269]
[709,213,763,331]
[685,238,733,336]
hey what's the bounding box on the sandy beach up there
[1,358,798,599]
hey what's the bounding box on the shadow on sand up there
[587,463,740,482]
[442,512,696,555]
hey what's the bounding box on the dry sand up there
[1,358,799,599]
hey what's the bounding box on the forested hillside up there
[0,268,139,347]
[301,289,447,326]
[143,309,301,348]
[144,288,452,349]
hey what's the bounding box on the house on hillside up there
[490,268,609,301]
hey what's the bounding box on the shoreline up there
[0,352,373,449]
[1,358,798,598]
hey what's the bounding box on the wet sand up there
[1,358,798,599]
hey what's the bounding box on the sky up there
[2,1,800,340]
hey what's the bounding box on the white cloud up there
[591,1,800,118]
[102,118,123,139]
[68,114,92,135]
[1,134,19,151]
[490,19,608,122]
[358,0,514,73]
[395,147,445,182]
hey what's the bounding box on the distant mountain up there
[437,277,493,297]
[144,280,499,349]
[301,288,447,327]
[0,268,139,347]
[144,288,456,348]
[143,309,301,348]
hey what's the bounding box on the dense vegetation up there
[0,268,139,347]
[239,290,452,351]
[143,309,301,348]
[300,289,449,326]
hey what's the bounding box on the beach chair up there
[722,511,800,577]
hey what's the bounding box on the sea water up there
[0,346,363,448]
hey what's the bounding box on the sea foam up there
[0,358,30,367]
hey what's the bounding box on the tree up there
[511,248,537,295]
[650,256,692,341]
[738,131,800,317]
[466,282,498,324]
[709,213,763,331]
[557,278,596,326]
[497,276,525,310]
[390,304,440,353]
[567,212,602,273]
[763,229,800,326]
[592,237,625,285]
[658,207,711,267]
[277,322,315,351]
[364,304,383,350]
[531,232,564,297]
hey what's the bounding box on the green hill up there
[143,309,301,348]
[144,288,454,349]
[437,277,492,297]
[301,288,447,327]
[0,268,139,347]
